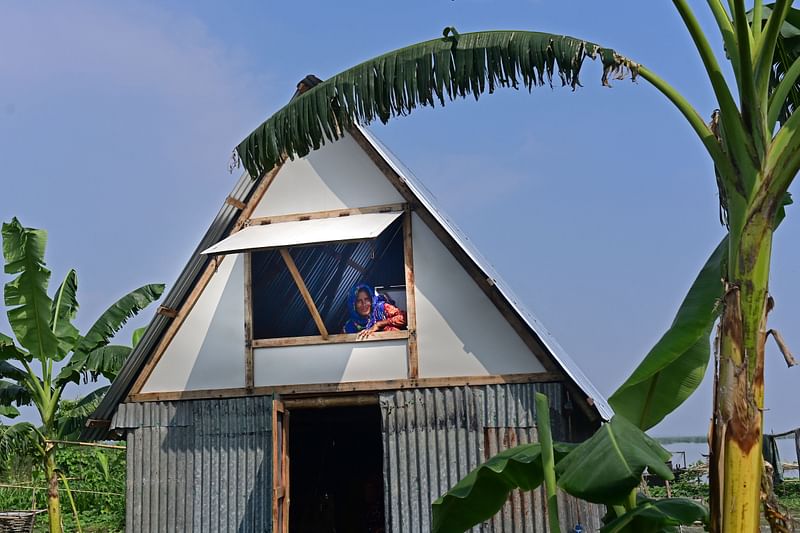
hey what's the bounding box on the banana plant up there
[0,217,163,533]
[431,397,708,532]
[231,2,800,530]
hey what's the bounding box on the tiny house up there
[85,112,611,532]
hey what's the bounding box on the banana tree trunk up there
[44,444,62,533]
[710,212,773,533]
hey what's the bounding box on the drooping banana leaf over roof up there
[233,29,633,180]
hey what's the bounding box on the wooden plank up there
[402,208,419,379]
[156,306,178,318]
[129,163,284,397]
[281,409,290,533]
[248,202,406,226]
[272,400,284,531]
[244,252,254,391]
[347,126,561,373]
[225,196,247,210]
[283,394,378,409]
[322,247,366,273]
[127,372,565,402]
[279,248,329,339]
[252,329,409,348]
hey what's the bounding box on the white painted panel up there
[251,134,404,217]
[140,255,246,392]
[412,214,545,377]
[202,212,402,255]
[253,340,407,386]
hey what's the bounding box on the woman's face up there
[355,290,372,317]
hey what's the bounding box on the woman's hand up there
[357,324,380,340]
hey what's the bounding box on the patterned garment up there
[342,283,406,333]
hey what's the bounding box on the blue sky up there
[1,1,797,437]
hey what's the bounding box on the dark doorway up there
[288,405,385,533]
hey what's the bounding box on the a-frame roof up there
[82,125,611,440]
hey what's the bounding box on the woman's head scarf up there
[342,283,396,333]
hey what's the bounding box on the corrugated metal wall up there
[113,396,273,533]
[116,385,601,532]
[380,383,603,532]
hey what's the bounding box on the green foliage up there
[50,270,79,360]
[756,4,800,126]
[72,284,164,362]
[600,496,708,533]
[55,388,109,441]
[556,416,674,504]
[234,29,630,179]
[609,238,727,430]
[56,346,132,387]
[0,446,125,532]
[1,218,163,533]
[431,414,691,532]
[775,480,800,513]
[432,443,575,533]
[2,219,59,362]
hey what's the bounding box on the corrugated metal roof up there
[357,125,614,420]
[82,121,611,441]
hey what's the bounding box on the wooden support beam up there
[252,330,408,348]
[322,247,367,274]
[283,394,378,409]
[129,163,284,397]
[244,252,254,391]
[279,248,329,339]
[403,209,419,379]
[225,196,247,210]
[156,306,178,318]
[128,371,565,402]
[248,203,406,226]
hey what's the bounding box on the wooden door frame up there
[272,399,289,533]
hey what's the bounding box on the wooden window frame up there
[245,206,418,378]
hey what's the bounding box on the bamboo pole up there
[43,440,125,450]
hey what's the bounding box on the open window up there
[202,206,415,348]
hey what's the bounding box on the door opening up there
[288,404,385,533]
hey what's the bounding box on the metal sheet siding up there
[380,384,603,532]
[113,396,273,533]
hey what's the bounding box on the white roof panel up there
[201,211,402,255]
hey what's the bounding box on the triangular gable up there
[84,125,611,438]
[251,134,404,217]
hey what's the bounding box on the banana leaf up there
[56,344,132,386]
[235,30,630,179]
[73,283,164,357]
[431,442,575,533]
[50,269,80,358]
[2,218,59,361]
[600,497,708,533]
[556,416,673,504]
[609,238,727,430]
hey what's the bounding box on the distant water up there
[663,440,799,479]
